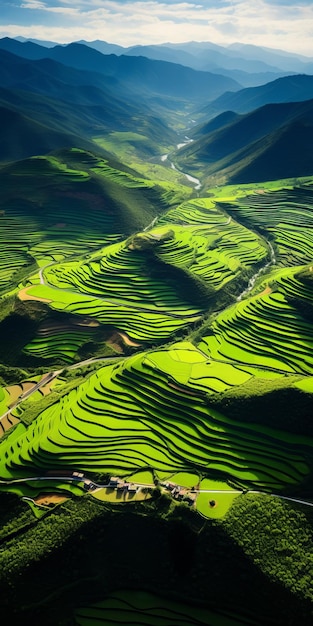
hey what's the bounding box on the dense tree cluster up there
[0,492,313,624]
[224,494,313,601]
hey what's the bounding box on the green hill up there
[2,36,313,626]
[202,73,313,117]
[0,50,178,163]
[175,99,313,184]
[0,148,191,293]
[0,106,95,162]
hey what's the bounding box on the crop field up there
[0,148,191,292]
[75,589,256,626]
[196,478,241,519]
[0,386,20,436]
[198,265,313,375]
[23,318,103,363]
[43,238,201,309]
[0,172,119,291]
[21,283,202,343]
[21,195,268,345]
[1,177,313,521]
[155,197,269,288]
[217,185,313,266]
[0,342,311,493]
[154,222,267,289]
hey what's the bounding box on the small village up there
[108,476,198,507]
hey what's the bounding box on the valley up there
[0,35,313,626]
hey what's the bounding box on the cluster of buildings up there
[108,476,138,493]
[161,481,197,506]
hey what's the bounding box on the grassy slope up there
[1,164,313,622]
[175,99,313,186]
[0,148,191,293]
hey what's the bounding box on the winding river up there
[161,134,202,191]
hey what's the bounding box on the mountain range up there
[1,36,313,184]
[16,36,313,87]
[175,98,313,184]
[200,73,313,118]
[0,38,240,105]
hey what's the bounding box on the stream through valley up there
[160,129,277,302]
[236,241,276,301]
[161,132,202,191]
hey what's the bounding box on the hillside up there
[0,148,192,295]
[175,99,313,184]
[0,38,241,106]
[0,106,91,162]
[1,34,313,626]
[1,174,313,625]
[0,49,179,160]
[201,73,313,118]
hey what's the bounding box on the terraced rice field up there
[21,283,202,343]
[217,185,313,266]
[2,179,313,508]
[0,387,10,415]
[198,265,313,375]
[23,195,268,344]
[0,342,311,492]
[22,230,206,343]
[23,319,102,363]
[43,238,198,309]
[0,192,119,291]
[156,197,268,289]
[75,590,255,626]
[0,387,20,436]
[0,148,185,291]
[0,376,52,437]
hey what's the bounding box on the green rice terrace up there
[0,148,190,293]
[217,184,313,266]
[1,340,312,495]
[1,168,313,625]
[18,196,269,345]
[1,178,313,498]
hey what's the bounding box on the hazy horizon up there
[1,0,313,57]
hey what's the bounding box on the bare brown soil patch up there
[0,413,19,436]
[260,286,272,296]
[38,381,54,396]
[118,331,141,347]
[7,375,52,405]
[34,494,68,505]
[7,384,23,405]
[106,330,141,352]
[18,287,51,303]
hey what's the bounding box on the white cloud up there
[20,1,47,8]
[3,0,313,55]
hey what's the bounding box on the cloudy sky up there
[1,0,313,55]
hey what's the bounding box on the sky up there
[1,0,313,56]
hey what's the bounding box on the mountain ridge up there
[200,73,313,118]
[175,98,313,184]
